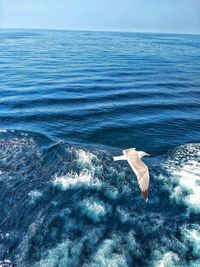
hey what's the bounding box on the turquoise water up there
[0,29,200,266]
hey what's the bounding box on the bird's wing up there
[126,156,150,201]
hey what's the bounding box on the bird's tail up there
[113,155,127,161]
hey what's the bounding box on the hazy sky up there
[0,0,200,34]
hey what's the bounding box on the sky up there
[0,0,200,34]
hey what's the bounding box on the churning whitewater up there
[0,130,200,267]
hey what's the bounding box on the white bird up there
[113,148,150,201]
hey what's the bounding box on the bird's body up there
[113,148,150,201]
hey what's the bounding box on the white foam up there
[34,228,103,267]
[34,230,129,267]
[75,148,99,172]
[116,206,132,224]
[153,251,179,267]
[181,225,200,258]
[76,148,97,165]
[53,148,103,191]
[168,160,200,213]
[33,241,70,267]
[91,238,128,267]
[160,156,200,214]
[187,260,200,267]
[105,186,119,200]
[28,190,42,204]
[0,129,7,133]
[53,171,101,190]
[0,259,12,267]
[80,199,107,222]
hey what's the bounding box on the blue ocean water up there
[0,29,200,267]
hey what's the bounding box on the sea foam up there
[80,198,107,222]
[53,171,101,190]
[160,144,200,214]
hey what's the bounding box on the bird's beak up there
[146,153,150,156]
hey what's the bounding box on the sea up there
[0,29,200,267]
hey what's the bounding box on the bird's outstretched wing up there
[124,151,150,201]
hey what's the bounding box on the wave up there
[0,130,200,266]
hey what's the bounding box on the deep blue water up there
[0,29,200,267]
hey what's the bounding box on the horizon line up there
[0,26,199,36]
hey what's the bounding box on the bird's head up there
[138,151,150,158]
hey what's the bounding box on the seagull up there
[113,148,150,201]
